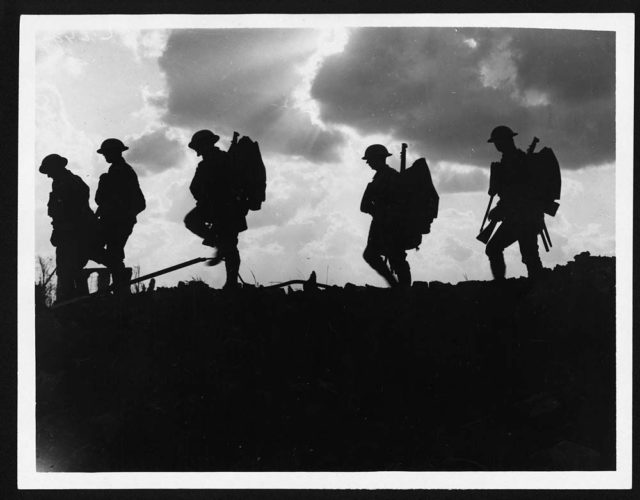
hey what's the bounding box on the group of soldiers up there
[41,125,554,303]
[40,139,146,301]
[358,125,552,287]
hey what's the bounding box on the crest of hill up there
[35,252,615,471]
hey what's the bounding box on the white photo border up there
[18,12,634,490]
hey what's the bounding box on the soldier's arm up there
[95,173,108,207]
[360,183,375,214]
[189,167,206,201]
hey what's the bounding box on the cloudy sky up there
[32,23,617,288]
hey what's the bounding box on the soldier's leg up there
[104,220,134,292]
[184,207,216,246]
[363,245,397,287]
[218,231,240,289]
[389,250,411,287]
[485,221,518,280]
[518,226,543,278]
[73,248,90,296]
[55,243,75,302]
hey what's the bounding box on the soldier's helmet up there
[97,138,129,154]
[488,126,518,143]
[362,144,392,160]
[39,154,68,174]
[188,130,220,152]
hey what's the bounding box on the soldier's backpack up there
[528,143,561,216]
[228,133,267,211]
[397,157,439,249]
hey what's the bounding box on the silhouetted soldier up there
[484,126,544,280]
[95,138,146,291]
[40,154,98,302]
[360,144,411,287]
[185,130,247,290]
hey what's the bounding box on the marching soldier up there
[484,126,545,280]
[95,138,146,291]
[39,154,98,302]
[185,130,247,290]
[360,144,411,287]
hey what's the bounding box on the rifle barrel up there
[400,143,408,172]
[479,195,494,232]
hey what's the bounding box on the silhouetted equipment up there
[51,256,211,309]
[476,216,498,245]
[263,272,330,290]
[528,144,562,216]
[227,131,267,211]
[400,143,408,172]
[395,144,439,248]
[398,158,439,246]
[541,223,552,251]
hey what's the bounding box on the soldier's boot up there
[374,264,398,288]
[526,260,544,279]
[205,248,224,267]
[488,255,506,281]
[363,249,398,287]
[392,260,411,288]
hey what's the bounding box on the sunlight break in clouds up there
[33,26,616,289]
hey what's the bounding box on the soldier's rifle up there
[400,143,408,172]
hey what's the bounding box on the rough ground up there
[36,252,615,471]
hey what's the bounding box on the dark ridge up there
[36,251,615,472]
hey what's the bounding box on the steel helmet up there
[188,130,220,152]
[39,153,68,174]
[362,144,392,160]
[97,138,129,154]
[488,126,518,143]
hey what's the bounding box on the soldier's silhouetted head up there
[97,138,128,163]
[39,154,68,179]
[488,126,518,153]
[189,130,220,157]
[362,144,392,171]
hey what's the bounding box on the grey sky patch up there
[435,165,489,193]
[127,128,185,175]
[444,237,473,262]
[156,29,345,163]
[312,27,614,169]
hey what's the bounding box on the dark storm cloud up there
[127,128,185,175]
[312,28,615,169]
[157,29,345,163]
